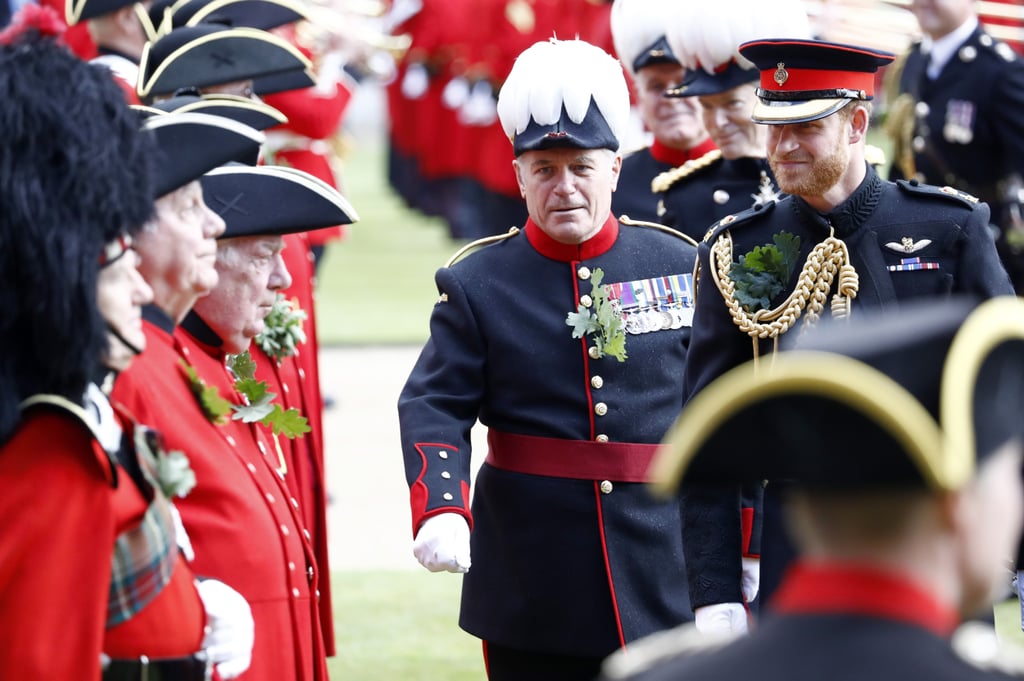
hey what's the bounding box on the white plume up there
[497,38,630,150]
[665,0,811,74]
[610,0,670,77]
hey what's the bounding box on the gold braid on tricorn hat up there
[710,226,859,369]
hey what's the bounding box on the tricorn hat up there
[497,38,629,156]
[738,38,895,124]
[142,90,287,130]
[141,111,266,196]
[200,164,359,239]
[150,0,308,37]
[650,297,1024,495]
[136,24,313,102]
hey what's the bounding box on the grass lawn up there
[328,570,486,680]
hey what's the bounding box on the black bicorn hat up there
[149,0,308,37]
[650,297,1024,495]
[200,164,359,239]
[136,23,313,102]
[140,111,265,196]
[738,38,895,124]
[610,0,680,76]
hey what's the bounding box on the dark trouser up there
[484,641,605,681]
[102,655,209,681]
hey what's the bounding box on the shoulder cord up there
[709,227,859,370]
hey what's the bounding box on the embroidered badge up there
[751,171,781,208]
[887,257,940,272]
[884,237,933,254]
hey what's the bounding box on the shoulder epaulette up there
[619,215,699,248]
[651,149,723,194]
[18,394,119,487]
[702,200,777,243]
[896,179,979,207]
[864,144,887,168]
[444,226,521,268]
[952,621,1024,676]
[601,623,738,679]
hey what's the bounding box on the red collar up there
[771,561,960,637]
[524,215,618,262]
[650,137,717,167]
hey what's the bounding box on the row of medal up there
[605,274,695,334]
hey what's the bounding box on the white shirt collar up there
[921,15,979,78]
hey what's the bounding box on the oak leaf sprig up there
[180,359,232,424]
[729,232,801,313]
[565,267,628,362]
[227,350,311,439]
[255,294,308,362]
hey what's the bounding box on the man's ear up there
[512,159,526,199]
[609,153,622,192]
[849,105,870,145]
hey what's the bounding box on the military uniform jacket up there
[612,138,718,225]
[398,216,698,657]
[892,28,1024,216]
[608,562,1020,681]
[657,155,781,243]
[681,164,1013,610]
[113,310,328,681]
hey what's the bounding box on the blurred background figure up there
[608,0,715,225]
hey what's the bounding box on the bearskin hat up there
[0,16,156,442]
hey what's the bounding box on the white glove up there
[400,62,429,99]
[413,513,471,573]
[694,603,749,634]
[196,579,254,680]
[441,76,470,109]
[458,80,497,126]
[741,556,760,604]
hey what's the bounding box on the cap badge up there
[649,48,665,58]
[773,62,788,86]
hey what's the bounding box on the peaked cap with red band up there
[738,38,894,124]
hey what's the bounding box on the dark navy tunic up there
[613,138,718,226]
[658,154,781,243]
[681,164,1013,611]
[399,215,698,657]
[891,27,1024,288]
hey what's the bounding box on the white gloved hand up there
[458,80,497,126]
[400,62,429,99]
[196,579,254,680]
[413,513,471,573]
[694,603,749,634]
[441,76,470,109]
[741,556,760,604]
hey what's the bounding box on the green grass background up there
[315,136,1024,679]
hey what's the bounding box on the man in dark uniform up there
[885,0,1024,291]
[398,37,699,681]
[679,38,1013,635]
[652,0,811,242]
[600,297,1024,681]
[608,0,715,225]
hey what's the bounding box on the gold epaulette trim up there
[864,144,887,168]
[619,215,699,248]
[444,226,521,268]
[601,623,738,679]
[651,149,724,194]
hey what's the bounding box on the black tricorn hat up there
[141,111,265,196]
[145,90,287,130]
[650,297,1024,495]
[200,164,359,239]
[151,0,308,35]
[65,0,148,26]
[136,24,313,102]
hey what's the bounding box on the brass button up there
[594,402,608,416]
[591,375,604,389]
[580,294,593,308]
[577,266,591,280]
[595,434,609,443]
[912,136,926,153]
[599,480,613,494]
[441,471,451,479]
[439,451,449,459]
[589,346,601,360]
[443,492,454,501]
